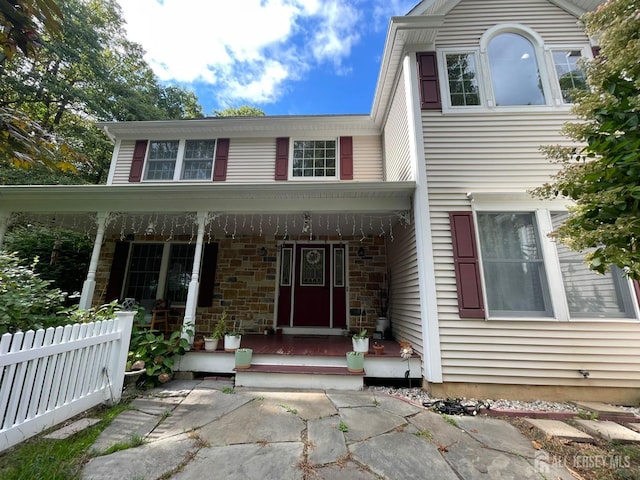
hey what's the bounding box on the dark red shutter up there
[591,46,601,57]
[129,140,148,182]
[339,136,353,180]
[417,52,442,110]
[105,241,130,302]
[633,280,640,306]
[198,242,219,307]
[449,212,486,319]
[275,137,289,180]
[213,138,230,181]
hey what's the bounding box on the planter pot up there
[352,337,369,354]
[123,369,145,387]
[376,316,390,334]
[224,334,242,351]
[372,344,385,355]
[204,338,219,351]
[235,348,253,369]
[346,352,364,373]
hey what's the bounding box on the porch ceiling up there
[1,182,415,238]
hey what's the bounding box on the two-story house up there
[2,0,638,402]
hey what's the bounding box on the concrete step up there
[234,364,364,390]
[571,401,636,418]
[574,420,640,444]
[525,418,594,443]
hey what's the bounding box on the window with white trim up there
[291,140,337,178]
[488,32,546,106]
[439,25,591,110]
[445,52,481,106]
[144,139,216,181]
[123,242,196,311]
[551,50,587,103]
[476,209,637,319]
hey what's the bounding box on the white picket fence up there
[0,311,134,452]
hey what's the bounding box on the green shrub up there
[127,317,192,387]
[0,251,67,334]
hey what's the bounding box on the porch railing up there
[0,311,134,452]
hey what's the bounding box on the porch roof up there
[0,181,414,214]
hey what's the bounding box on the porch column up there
[182,211,206,343]
[79,212,109,310]
[0,213,9,249]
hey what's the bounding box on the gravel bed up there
[369,386,639,416]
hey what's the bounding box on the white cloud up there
[117,0,414,107]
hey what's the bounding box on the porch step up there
[234,364,365,391]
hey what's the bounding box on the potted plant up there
[235,348,253,369]
[372,341,385,355]
[346,351,364,373]
[204,313,227,351]
[224,318,243,351]
[352,328,369,353]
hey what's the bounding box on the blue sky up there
[116,0,418,116]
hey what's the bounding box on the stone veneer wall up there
[92,235,388,337]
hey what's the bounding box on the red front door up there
[277,243,347,328]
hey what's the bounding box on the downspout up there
[404,53,443,383]
[182,211,206,344]
[79,212,109,310]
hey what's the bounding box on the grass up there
[279,404,298,415]
[338,421,349,432]
[508,417,640,480]
[101,433,145,455]
[441,414,458,427]
[415,430,433,441]
[221,386,235,394]
[0,402,130,480]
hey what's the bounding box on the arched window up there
[487,32,545,106]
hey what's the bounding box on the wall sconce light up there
[258,246,267,256]
[357,246,366,258]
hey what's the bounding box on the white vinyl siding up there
[383,68,413,181]
[422,108,640,388]
[387,219,423,356]
[224,138,276,184]
[435,0,589,47]
[111,140,136,184]
[353,136,383,181]
[111,136,384,185]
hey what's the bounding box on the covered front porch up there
[176,334,422,390]
[0,182,430,366]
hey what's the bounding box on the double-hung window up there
[291,140,337,178]
[445,52,481,106]
[475,209,637,320]
[145,141,179,180]
[550,50,587,103]
[144,139,216,181]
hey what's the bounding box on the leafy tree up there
[214,105,266,117]
[0,251,67,334]
[533,0,640,278]
[0,0,62,63]
[1,0,204,184]
[4,225,93,297]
